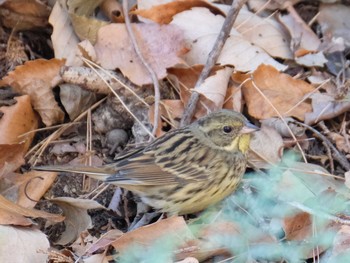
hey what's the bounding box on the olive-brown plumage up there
[35,110,257,215]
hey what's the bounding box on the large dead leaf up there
[49,0,81,66]
[239,64,314,120]
[112,216,193,251]
[1,171,57,209]
[0,1,51,30]
[171,8,287,72]
[0,194,64,225]
[0,144,25,177]
[50,197,105,245]
[133,0,224,24]
[220,5,292,59]
[0,59,66,126]
[0,95,38,151]
[0,225,49,262]
[94,23,187,85]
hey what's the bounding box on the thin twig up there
[82,58,154,139]
[180,0,248,126]
[294,120,350,171]
[122,0,160,137]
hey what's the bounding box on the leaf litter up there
[0,0,350,262]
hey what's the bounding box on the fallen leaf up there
[0,59,66,126]
[50,197,105,245]
[305,93,350,125]
[95,23,187,85]
[0,144,25,178]
[219,6,292,59]
[133,0,224,24]
[1,171,57,209]
[330,225,350,259]
[239,64,314,120]
[248,125,284,168]
[284,212,312,240]
[0,1,50,30]
[317,4,350,49]
[49,1,81,66]
[171,8,287,72]
[0,194,64,225]
[0,95,39,151]
[0,225,49,262]
[279,12,320,55]
[112,216,193,252]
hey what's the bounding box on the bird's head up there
[193,110,258,153]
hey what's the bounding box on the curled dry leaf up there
[278,12,320,56]
[304,93,350,125]
[0,144,25,177]
[0,0,51,30]
[1,171,57,209]
[0,59,66,126]
[95,23,187,86]
[248,125,284,169]
[50,197,105,245]
[237,64,314,121]
[0,95,38,151]
[49,1,81,66]
[112,216,193,252]
[261,117,306,137]
[0,194,64,225]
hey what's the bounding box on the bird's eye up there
[223,125,233,134]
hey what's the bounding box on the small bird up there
[35,110,258,215]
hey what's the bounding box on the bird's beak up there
[240,121,259,134]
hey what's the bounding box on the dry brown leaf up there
[284,212,312,240]
[0,95,38,151]
[304,93,350,125]
[133,0,224,24]
[84,229,123,255]
[49,1,81,66]
[0,1,50,30]
[112,216,193,252]
[0,225,49,262]
[171,8,287,72]
[0,194,64,225]
[50,197,105,245]
[0,143,25,178]
[1,171,57,209]
[59,83,97,120]
[0,59,66,126]
[248,125,284,168]
[95,23,187,86]
[239,64,314,120]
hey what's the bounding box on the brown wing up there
[105,129,215,185]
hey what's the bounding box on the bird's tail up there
[33,165,116,181]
